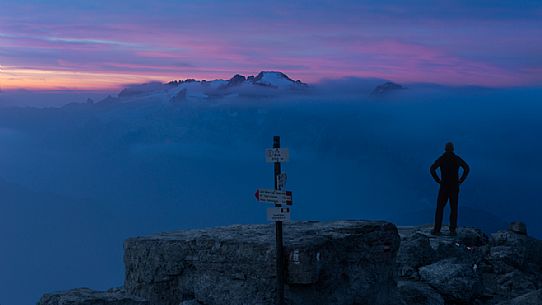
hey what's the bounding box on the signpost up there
[265,148,289,163]
[255,189,293,205]
[276,173,287,190]
[255,136,290,305]
[267,207,291,222]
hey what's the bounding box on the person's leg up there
[433,188,448,234]
[449,190,459,233]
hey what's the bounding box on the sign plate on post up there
[276,173,287,190]
[255,189,293,205]
[266,148,289,163]
[267,207,291,222]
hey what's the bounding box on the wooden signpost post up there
[255,136,291,305]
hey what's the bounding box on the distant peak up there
[252,71,307,88]
[223,74,247,88]
[370,81,405,96]
[254,71,292,81]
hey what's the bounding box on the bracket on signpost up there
[254,136,291,305]
[276,173,287,190]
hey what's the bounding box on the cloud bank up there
[1,0,541,90]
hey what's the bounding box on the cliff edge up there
[38,221,542,305]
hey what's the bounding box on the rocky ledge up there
[123,221,400,305]
[397,223,542,305]
[38,288,148,305]
[38,221,542,305]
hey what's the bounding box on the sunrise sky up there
[1,0,541,90]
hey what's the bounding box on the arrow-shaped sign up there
[255,189,293,205]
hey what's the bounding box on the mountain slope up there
[112,71,308,103]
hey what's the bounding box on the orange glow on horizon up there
[0,67,198,91]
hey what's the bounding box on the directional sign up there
[276,173,287,190]
[265,148,289,163]
[255,189,293,205]
[267,207,291,222]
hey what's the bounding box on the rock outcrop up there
[397,225,542,305]
[37,221,542,305]
[223,74,247,89]
[496,289,542,305]
[397,281,444,305]
[508,221,528,235]
[123,221,401,305]
[38,288,148,305]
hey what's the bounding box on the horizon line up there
[2,69,541,92]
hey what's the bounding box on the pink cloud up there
[1,1,541,90]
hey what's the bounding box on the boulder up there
[398,281,444,305]
[456,227,490,248]
[490,244,527,270]
[180,300,203,305]
[419,259,482,302]
[124,220,402,305]
[398,226,489,268]
[509,221,528,235]
[37,288,148,305]
[396,232,435,279]
[491,230,542,272]
[496,289,542,305]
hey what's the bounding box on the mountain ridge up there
[116,71,309,101]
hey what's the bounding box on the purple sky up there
[1,0,541,90]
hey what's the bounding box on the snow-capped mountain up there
[220,71,307,90]
[112,71,308,103]
[251,71,307,89]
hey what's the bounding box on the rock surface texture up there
[38,288,148,305]
[38,221,542,305]
[123,220,401,305]
[397,224,542,305]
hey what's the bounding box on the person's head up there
[445,142,454,152]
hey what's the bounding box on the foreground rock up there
[397,224,542,305]
[38,221,542,305]
[124,220,401,305]
[398,281,444,305]
[38,288,147,305]
[496,289,542,305]
[419,259,482,302]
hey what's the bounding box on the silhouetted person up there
[430,142,470,236]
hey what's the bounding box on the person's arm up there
[458,157,470,183]
[430,158,441,183]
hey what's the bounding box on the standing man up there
[430,142,470,236]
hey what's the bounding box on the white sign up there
[267,207,291,222]
[255,189,293,205]
[276,173,287,190]
[265,148,289,163]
